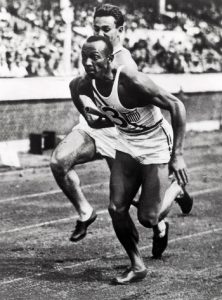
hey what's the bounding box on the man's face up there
[93,16,122,47]
[82,40,109,79]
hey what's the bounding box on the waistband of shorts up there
[118,118,163,136]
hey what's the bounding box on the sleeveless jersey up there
[113,46,125,55]
[92,66,163,135]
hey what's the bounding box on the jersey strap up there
[92,81,163,134]
[91,83,109,107]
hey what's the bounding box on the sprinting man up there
[50,4,139,243]
[72,35,190,284]
[50,4,192,244]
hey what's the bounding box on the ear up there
[118,26,124,33]
[108,54,114,62]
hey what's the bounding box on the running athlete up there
[76,35,190,284]
[50,4,192,244]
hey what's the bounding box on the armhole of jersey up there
[113,65,125,93]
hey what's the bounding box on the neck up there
[96,67,114,82]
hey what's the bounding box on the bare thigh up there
[138,164,169,224]
[52,129,97,171]
[110,151,142,211]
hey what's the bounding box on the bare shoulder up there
[69,75,91,95]
[120,66,161,97]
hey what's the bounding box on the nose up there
[97,29,105,36]
[85,57,92,66]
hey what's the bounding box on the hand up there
[169,154,189,186]
[85,106,106,118]
[83,107,113,129]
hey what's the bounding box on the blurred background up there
[0,0,222,168]
[1,0,222,77]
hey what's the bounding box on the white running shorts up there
[73,115,118,159]
[115,118,173,165]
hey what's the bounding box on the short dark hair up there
[94,4,124,28]
[86,35,113,55]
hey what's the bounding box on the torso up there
[71,47,163,135]
[72,46,136,103]
[91,66,163,135]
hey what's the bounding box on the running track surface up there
[0,131,222,300]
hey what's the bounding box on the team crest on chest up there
[122,109,141,123]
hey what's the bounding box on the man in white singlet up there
[50,4,192,245]
[50,4,140,243]
[76,35,189,284]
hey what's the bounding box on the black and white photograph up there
[0,0,221,299]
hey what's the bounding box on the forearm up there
[170,100,186,157]
[73,103,114,129]
[156,92,188,185]
[84,106,114,129]
[87,116,114,129]
[153,90,187,155]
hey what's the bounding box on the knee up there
[138,210,159,228]
[50,147,74,177]
[51,150,80,185]
[50,149,63,175]
[108,202,128,220]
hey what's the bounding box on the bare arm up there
[69,76,86,116]
[122,68,188,185]
[69,77,113,129]
[153,88,188,186]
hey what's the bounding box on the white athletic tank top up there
[92,66,163,135]
[113,46,124,55]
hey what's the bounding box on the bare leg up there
[109,151,147,284]
[159,180,182,219]
[105,157,114,170]
[105,156,141,208]
[137,164,179,258]
[50,129,97,220]
[138,164,175,226]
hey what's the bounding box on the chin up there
[86,73,96,79]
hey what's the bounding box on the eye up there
[93,55,100,61]
[82,54,87,62]
[103,27,111,33]
[94,26,100,33]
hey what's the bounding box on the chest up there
[93,80,139,110]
